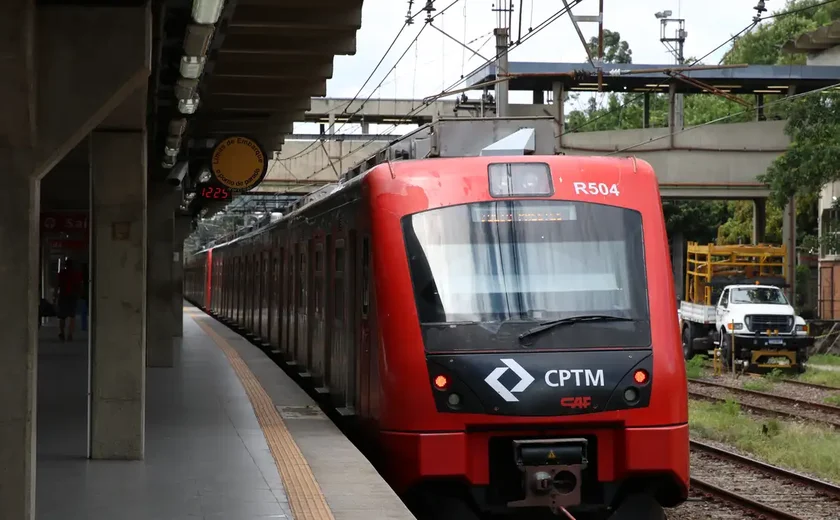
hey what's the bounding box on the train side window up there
[361,236,370,317]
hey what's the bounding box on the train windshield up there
[402,200,650,351]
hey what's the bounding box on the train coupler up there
[507,438,588,516]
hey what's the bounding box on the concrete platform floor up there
[36,306,413,520]
[37,317,294,520]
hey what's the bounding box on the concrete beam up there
[35,5,151,179]
[0,0,36,151]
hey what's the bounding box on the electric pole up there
[491,2,513,117]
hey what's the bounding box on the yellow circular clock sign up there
[210,136,268,192]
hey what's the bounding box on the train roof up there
[192,154,653,256]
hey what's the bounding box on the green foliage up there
[742,378,773,392]
[685,355,707,379]
[566,2,840,246]
[824,395,840,406]
[585,29,632,64]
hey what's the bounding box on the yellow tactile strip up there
[190,311,336,520]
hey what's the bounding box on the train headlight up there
[433,374,450,391]
[488,163,552,197]
[447,393,461,409]
[623,387,639,404]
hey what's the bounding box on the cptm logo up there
[485,359,535,402]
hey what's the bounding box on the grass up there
[797,368,840,388]
[809,354,840,366]
[742,378,773,392]
[685,355,706,379]
[825,395,840,407]
[689,399,840,483]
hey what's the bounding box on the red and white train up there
[186,155,689,519]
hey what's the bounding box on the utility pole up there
[492,2,513,117]
[656,10,687,130]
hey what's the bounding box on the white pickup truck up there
[679,284,811,371]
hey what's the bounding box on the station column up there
[147,188,177,366]
[172,215,191,337]
[90,130,147,459]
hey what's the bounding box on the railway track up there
[688,378,840,428]
[782,378,840,391]
[686,439,840,519]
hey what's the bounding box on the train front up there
[371,157,688,518]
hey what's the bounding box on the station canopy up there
[466,61,840,96]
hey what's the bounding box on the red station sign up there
[41,213,89,233]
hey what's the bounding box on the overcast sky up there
[294,0,766,134]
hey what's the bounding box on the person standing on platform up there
[56,258,83,341]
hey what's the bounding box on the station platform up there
[36,304,414,520]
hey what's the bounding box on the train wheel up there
[608,494,666,520]
[682,325,694,360]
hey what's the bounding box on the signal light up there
[633,369,649,385]
[433,375,450,391]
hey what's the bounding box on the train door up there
[331,236,355,412]
[312,240,326,385]
[271,245,283,349]
[284,244,295,358]
[261,249,271,342]
[358,235,371,417]
[295,243,309,367]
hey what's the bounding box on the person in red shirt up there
[56,258,83,341]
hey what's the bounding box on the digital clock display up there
[198,185,232,200]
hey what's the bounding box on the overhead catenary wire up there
[289,2,584,186]
[282,0,463,162]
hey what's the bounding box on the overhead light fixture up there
[767,85,789,89]
[162,157,177,169]
[192,0,225,24]
[180,56,207,79]
[169,118,188,136]
[198,167,212,184]
[166,136,182,150]
[164,145,179,157]
[185,192,196,202]
[184,24,215,56]
[654,10,672,19]
[179,95,200,114]
[712,85,740,89]
[174,78,199,101]
[754,89,781,93]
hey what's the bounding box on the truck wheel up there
[720,330,732,368]
[682,325,694,360]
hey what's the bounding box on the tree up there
[585,29,632,64]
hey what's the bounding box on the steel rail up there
[690,439,840,498]
[690,478,805,520]
[689,378,840,415]
[687,391,840,429]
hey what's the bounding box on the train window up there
[361,237,370,317]
[401,200,650,351]
[335,246,345,273]
[315,249,323,272]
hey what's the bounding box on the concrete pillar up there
[172,216,191,337]
[783,197,797,301]
[0,153,39,520]
[643,93,651,128]
[552,82,565,151]
[146,187,177,367]
[668,83,684,145]
[360,121,370,134]
[753,199,767,244]
[90,131,146,460]
[532,90,543,104]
